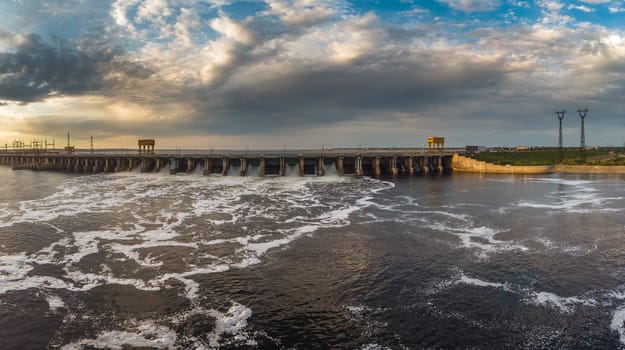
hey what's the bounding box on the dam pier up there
[0,149,454,177]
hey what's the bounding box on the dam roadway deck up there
[0,148,457,176]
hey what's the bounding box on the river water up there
[1,166,625,349]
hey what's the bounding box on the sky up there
[0,0,624,149]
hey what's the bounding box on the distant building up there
[465,145,486,154]
[62,146,75,154]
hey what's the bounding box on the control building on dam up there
[0,150,455,177]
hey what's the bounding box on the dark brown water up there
[1,166,625,349]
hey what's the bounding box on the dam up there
[0,148,455,177]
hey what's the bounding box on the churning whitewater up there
[2,167,625,348]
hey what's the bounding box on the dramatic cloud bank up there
[0,31,152,103]
[0,0,624,147]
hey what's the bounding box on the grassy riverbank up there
[470,149,625,166]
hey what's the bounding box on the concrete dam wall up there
[1,151,455,177]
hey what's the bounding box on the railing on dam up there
[0,148,458,176]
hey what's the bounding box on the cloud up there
[174,8,202,47]
[402,7,430,15]
[0,31,152,103]
[438,0,501,12]
[568,4,595,12]
[578,0,610,3]
[111,0,142,35]
[264,0,341,26]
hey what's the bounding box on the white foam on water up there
[65,231,116,265]
[61,320,177,350]
[154,263,233,302]
[8,169,625,347]
[0,174,172,228]
[530,291,594,313]
[458,274,509,290]
[361,344,392,350]
[57,222,187,267]
[356,196,396,212]
[345,305,368,314]
[568,207,623,214]
[160,274,202,301]
[611,306,625,344]
[368,177,396,193]
[192,196,247,224]
[518,195,622,211]
[535,237,592,255]
[234,200,365,267]
[0,275,70,294]
[203,235,262,246]
[45,294,65,312]
[541,178,597,186]
[590,286,625,345]
[0,173,396,348]
[496,177,595,187]
[349,184,530,255]
[415,210,471,222]
[455,202,491,208]
[7,173,380,298]
[207,302,254,348]
[0,254,34,282]
[427,222,525,253]
[61,270,161,292]
[514,176,623,213]
[454,273,596,313]
[394,195,419,205]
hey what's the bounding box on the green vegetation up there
[470,149,625,166]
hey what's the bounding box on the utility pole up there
[578,108,589,163]
[556,110,565,162]
[90,135,94,153]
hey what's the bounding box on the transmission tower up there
[578,108,588,150]
[556,110,566,162]
[577,108,589,164]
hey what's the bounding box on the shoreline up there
[452,154,625,175]
[552,165,625,174]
